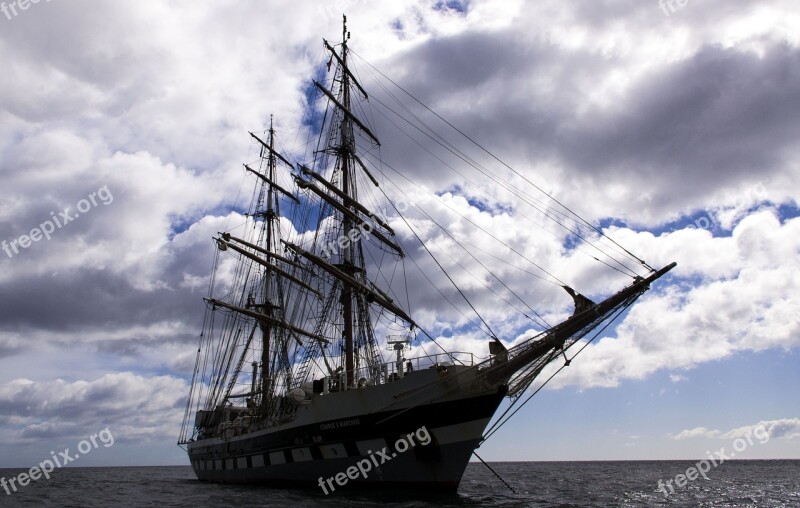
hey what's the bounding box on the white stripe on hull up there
[189,414,493,485]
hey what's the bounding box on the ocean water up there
[1,460,798,507]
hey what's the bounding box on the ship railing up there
[303,351,474,396]
[403,351,474,371]
[347,351,474,387]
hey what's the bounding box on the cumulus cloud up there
[546,211,800,389]
[720,418,800,441]
[0,373,187,443]
[0,0,798,464]
[673,427,720,440]
[674,418,800,441]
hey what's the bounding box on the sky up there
[0,0,799,469]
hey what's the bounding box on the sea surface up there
[1,460,798,507]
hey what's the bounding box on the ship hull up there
[187,367,507,490]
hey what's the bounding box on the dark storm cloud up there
[0,373,187,449]
[360,5,799,223]
[358,28,571,188]
[564,42,800,202]
[0,268,206,338]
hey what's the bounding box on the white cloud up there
[673,426,720,440]
[547,211,800,389]
[720,418,800,441]
[0,373,187,443]
[673,418,800,442]
[0,0,798,463]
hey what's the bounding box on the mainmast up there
[339,15,356,387]
[298,15,405,390]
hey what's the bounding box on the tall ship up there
[178,17,675,491]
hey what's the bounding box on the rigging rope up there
[382,188,499,339]
[366,149,566,286]
[352,50,651,276]
[380,172,552,329]
[473,452,516,493]
[480,296,640,443]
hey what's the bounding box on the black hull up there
[187,386,507,491]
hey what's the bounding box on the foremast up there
[339,18,357,388]
[204,118,306,419]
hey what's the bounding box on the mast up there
[311,15,394,387]
[261,116,277,404]
[340,15,355,387]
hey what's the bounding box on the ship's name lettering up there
[320,418,361,430]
